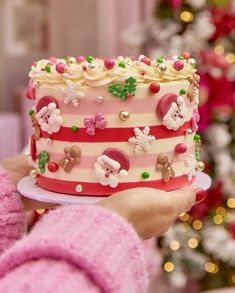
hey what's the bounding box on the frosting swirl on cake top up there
[29,55,197,86]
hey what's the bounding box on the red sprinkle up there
[126,93,134,99]
[140,70,146,76]
[149,82,160,94]
[140,57,151,66]
[47,162,59,173]
[82,65,87,71]
[181,52,190,60]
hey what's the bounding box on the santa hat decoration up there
[156,93,185,122]
[36,96,58,113]
[102,148,130,177]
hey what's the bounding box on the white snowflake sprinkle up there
[63,80,85,107]
[128,127,156,153]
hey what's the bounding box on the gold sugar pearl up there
[30,169,38,178]
[197,161,205,172]
[119,110,130,121]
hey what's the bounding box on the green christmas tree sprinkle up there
[29,109,35,117]
[108,76,137,100]
[38,151,49,174]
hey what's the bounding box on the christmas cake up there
[26,54,204,196]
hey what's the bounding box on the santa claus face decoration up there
[35,96,63,135]
[156,93,188,131]
[94,148,130,188]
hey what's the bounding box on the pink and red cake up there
[26,54,204,196]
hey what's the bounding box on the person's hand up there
[98,186,205,240]
[1,155,32,185]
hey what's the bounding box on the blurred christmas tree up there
[123,0,235,291]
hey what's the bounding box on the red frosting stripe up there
[40,121,192,142]
[37,175,195,196]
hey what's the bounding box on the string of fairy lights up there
[162,198,235,285]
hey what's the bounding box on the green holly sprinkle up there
[178,56,184,60]
[86,56,94,63]
[108,76,136,100]
[157,57,164,63]
[141,171,150,179]
[71,125,78,132]
[45,64,51,73]
[180,88,186,95]
[38,151,49,174]
[29,109,35,117]
[118,61,126,68]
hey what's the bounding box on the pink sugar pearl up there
[76,55,86,63]
[175,143,187,154]
[56,62,66,74]
[173,60,184,71]
[104,58,115,70]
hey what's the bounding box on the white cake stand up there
[17,171,212,205]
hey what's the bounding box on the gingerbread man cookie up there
[187,73,200,102]
[156,154,175,183]
[59,145,81,173]
[30,112,40,140]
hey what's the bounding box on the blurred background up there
[0,0,235,292]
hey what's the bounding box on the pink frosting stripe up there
[57,96,194,115]
[46,146,195,169]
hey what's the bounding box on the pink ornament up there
[76,55,86,63]
[170,0,182,9]
[149,82,160,94]
[175,143,187,154]
[140,57,151,66]
[84,112,106,136]
[56,62,66,74]
[173,60,184,71]
[104,58,115,70]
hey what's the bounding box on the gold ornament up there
[119,110,130,121]
[197,161,205,171]
[30,168,38,178]
[188,58,196,67]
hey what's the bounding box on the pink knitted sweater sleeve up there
[0,165,26,254]
[0,204,148,293]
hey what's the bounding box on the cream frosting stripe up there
[36,135,194,156]
[41,160,188,182]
